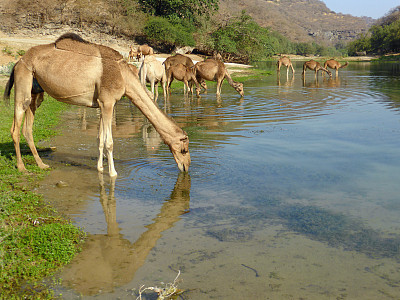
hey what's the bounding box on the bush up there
[144,17,195,47]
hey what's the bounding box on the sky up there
[322,0,399,19]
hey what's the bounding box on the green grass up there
[0,86,85,298]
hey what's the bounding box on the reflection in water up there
[276,75,294,87]
[61,173,191,295]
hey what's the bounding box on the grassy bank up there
[0,87,85,298]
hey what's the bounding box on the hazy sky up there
[322,0,399,19]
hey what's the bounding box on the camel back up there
[55,34,123,61]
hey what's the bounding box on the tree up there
[137,0,219,24]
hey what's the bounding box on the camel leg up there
[154,82,159,101]
[97,114,104,173]
[22,92,49,170]
[11,65,35,172]
[290,64,295,75]
[98,98,117,177]
[216,78,223,96]
[286,67,289,80]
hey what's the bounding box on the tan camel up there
[277,56,295,77]
[195,59,244,97]
[128,63,139,77]
[166,63,201,96]
[128,45,135,62]
[302,59,332,78]
[136,44,154,61]
[3,33,190,177]
[324,59,348,77]
[139,55,167,101]
[163,53,195,70]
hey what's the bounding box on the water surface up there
[37,61,400,299]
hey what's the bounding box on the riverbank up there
[0,91,85,298]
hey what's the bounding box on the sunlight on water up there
[38,62,400,299]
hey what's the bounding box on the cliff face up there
[218,0,374,44]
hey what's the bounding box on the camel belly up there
[33,50,102,107]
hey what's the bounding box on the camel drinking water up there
[195,59,244,97]
[302,59,332,79]
[323,59,348,77]
[277,56,295,78]
[3,33,190,177]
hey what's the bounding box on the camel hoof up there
[39,163,50,170]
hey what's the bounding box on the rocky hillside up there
[219,0,374,44]
[0,0,373,47]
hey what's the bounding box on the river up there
[36,61,400,299]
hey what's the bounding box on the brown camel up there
[3,33,190,177]
[195,59,244,97]
[302,60,332,78]
[166,63,201,96]
[277,56,295,77]
[163,53,195,70]
[324,59,348,77]
[136,44,154,61]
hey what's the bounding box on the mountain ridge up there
[218,0,374,44]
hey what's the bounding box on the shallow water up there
[37,61,400,299]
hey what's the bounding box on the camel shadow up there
[60,172,191,296]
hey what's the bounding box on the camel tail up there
[340,62,349,69]
[3,64,15,106]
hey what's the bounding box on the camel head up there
[168,134,191,172]
[234,82,244,97]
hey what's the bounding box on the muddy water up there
[36,61,400,299]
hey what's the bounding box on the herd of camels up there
[277,55,349,79]
[3,33,347,177]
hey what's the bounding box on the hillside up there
[0,0,373,49]
[219,0,374,44]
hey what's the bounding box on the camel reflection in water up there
[61,172,191,295]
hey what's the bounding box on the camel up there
[3,33,190,177]
[323,59,348,77]
[277,56,295,78]
[195,59,244,97]
[166,63,201,96]
[128,63,139,77]
[136,44,154,61]
[139,55,167,101]
[163,53,195,70]
[128,45,135,62]
[302,59,332,78]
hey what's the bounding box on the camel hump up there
[55,32,123,61]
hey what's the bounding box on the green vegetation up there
[0,86,85,298]
[348,6,400,56]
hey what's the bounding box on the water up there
[37,61,400,299]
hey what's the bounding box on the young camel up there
[166,63,201,96]
[128,45,135,62]
[302,60,332,79]
[195,59,244,97]
[277,56,295,77]
[3,33,190,177]
[139,55,167,101]
[324,59,348,77]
